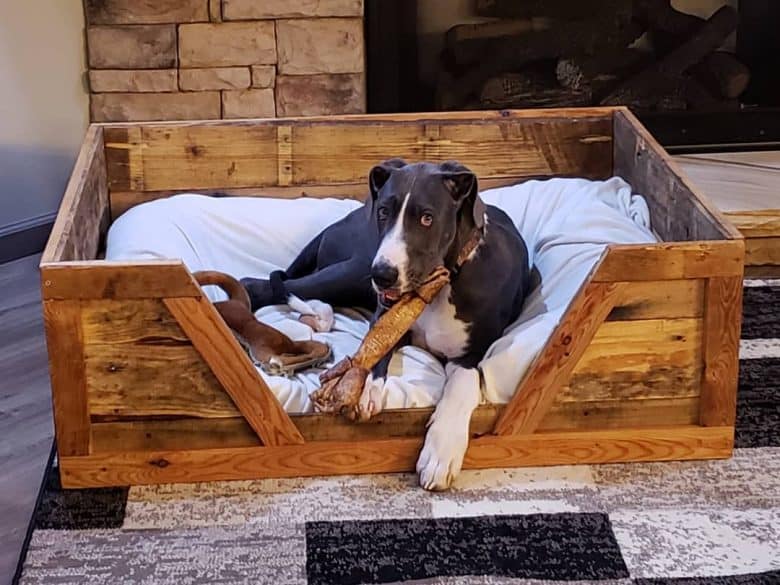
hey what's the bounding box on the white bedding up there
[106,177,657,413]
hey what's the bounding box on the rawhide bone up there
[311,266,451,419]
[193,271,331,376]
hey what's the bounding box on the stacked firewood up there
[437,0,749,113]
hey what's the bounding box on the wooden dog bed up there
[40,107,744,488]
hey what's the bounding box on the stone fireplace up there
[84,0,365,121]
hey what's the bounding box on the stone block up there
[276,18,363,75]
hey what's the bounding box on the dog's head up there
[368,159,485,306]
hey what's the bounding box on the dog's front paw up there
[356,374,385,422]
[416,423,468,491]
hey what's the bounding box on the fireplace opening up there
[366,0,780,151]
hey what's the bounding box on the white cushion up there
[106,177,657,413]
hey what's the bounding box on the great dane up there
[242,159,531,489]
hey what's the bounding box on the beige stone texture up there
[276,18,364,75]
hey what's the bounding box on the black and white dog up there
[242,159,531,489]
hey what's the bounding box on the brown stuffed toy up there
[193,271,331,376]
[311,266,451,419]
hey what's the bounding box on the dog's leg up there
[416,362,481,491]
[283,257,372,307]
[242,257,372,312]
[285,231,324,279]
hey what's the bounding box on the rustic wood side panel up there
[60,426,733,488]
[612,108,741,242]
[607,279,704,321]
[42,301,91,456]
[562,317,703,402]
[100,112,612,193]
[700,276,743,427]
[494,279,624,435]
[42,126,110,263]
[81,299,236,420]
[164,297,304,446]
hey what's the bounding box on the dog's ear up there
[365,158,407,218]
[439,161,485,229]
[369,158,407,197]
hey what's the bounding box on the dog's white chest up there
[410,285,470,359]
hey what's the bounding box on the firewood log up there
[690,51,750,99]
[601,5,738,107]
[556,49,652,99]
[480,72,592,109]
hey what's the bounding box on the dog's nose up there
[371,262,399,289]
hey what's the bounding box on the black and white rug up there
[14,280,780,585]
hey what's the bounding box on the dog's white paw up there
[416,423,468,491]
[357,375,385,422]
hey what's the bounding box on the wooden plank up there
[745,237,780,267]
[164,297,304,446]
[276,126,293,186]
[59,425,733,487]
[89,396,702,451]
[86,342,234,419]
[104,126,144,192]
[81,299,189,343]
[92,418,260,452]
[494,275,625,435]
[607,279,704,320]
[40,261,202,300]
[105,124,279,192]
[90,405,504,451]
[42,126,110,263]
[81,299,235,420]
[563,318,703,401]
[594,242,745,281]
[42,301,90,456]
[291,118,612,185]
[541,397,700,431]
[700,277,742,427]
[98,107,618,129]
[724,209,780,238]
[613,108,742,242]
[745,265,780,278]
[108,175,533,218]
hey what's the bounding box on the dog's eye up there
[377,208,389,221]
[421,213,433,227]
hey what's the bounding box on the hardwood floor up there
[0,150,776,585]
[0,254,52,585]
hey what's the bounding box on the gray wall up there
[0,0,89,241]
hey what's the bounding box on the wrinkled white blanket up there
[106,177,657,413]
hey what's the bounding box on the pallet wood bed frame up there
[40,107,745,488]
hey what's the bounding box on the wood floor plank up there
[0,254,53,585]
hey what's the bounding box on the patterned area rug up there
[15,280,780,585]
